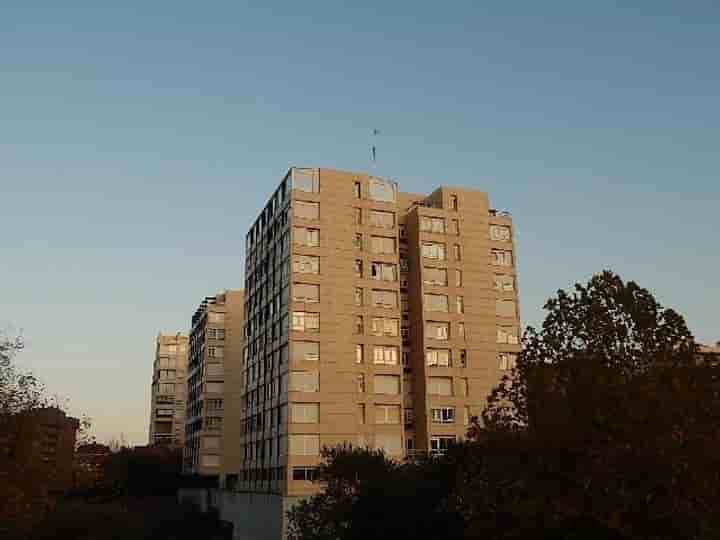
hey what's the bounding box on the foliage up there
[103,446,183,496]
[0,333,45,418]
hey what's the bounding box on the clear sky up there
[1,1,718,445]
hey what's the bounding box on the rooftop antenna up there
[371,128,380,168]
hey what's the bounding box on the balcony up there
[489,209,512,218]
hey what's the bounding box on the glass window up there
[424,293,449,312]
[292,341,319,362]
[374,375,400,395]
[208,312,225,324]
[426,321,449,340]
[371,262,397,281]
[295,201,319,220]
[375,405,401,424]
[293,255,320,274]
[370,236,396,254]
[430,436,455,454]
[208,346,224,358]
[431,407,455,424]
[427,377,452,396]
[292,168,319,193]
[496,300,517,318]
[293,227,320,247]
[292,467,319,481]
[354,207,362,224]
[370,317,399,337]
[368,178,397,202]
[291,403,319,423]
[292,311,320,332]
[353,233,363,249]
[490,225,511,241]
[453,244,462,261]
[459,377,469,396]
[420,216,445,233]
[449,195,458,210]
[455,269,462,287]
[289,434,320,455]
[355,344,364,364]
[499,353,517,370]
[458,322,466,340]
[369,210,395,228]
[354,287,363,306]
[293,283,319,303]
[356,373,366,393]
[449,219,459,235]
[373,345,398,365]
[421,242,446,260]
[289,371,319,392]
[426,349,451,367]
[491,249,513,266]
[372,289,398,309]
[456,296,464,313]
[497,327,519,344]
[354,259,363,277]
[354,181,361,199]
[354,316,364,335]
[423,267,447,286]
[494,274,515,291]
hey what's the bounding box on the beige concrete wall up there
[221,290,245,484]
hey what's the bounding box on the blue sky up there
[1,1,718,444]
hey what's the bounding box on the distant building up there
[697,341,720,364]
[183,290,245,477]
[0,407,79,502]
[148,333,189,447]
[73,442,111,489]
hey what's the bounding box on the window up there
[497,327,519,344]
[289,371,319,392]
[207,328,216,339]
[295,201,319,220]
[420,216,445,233]
[354,316,364,335]
[292,467,318,481]
[354,181,361,199]
[368,178,397,202]
[373,346,398,365]
[208,312,225,324]
[424,294,449,312]
[159,383,174,394]
[291,403,319,423]
[206,364,223,377]
[207,417,223,430]
[375,405,401,424]
[428,377,453,396]
[459,377,469,396]
[491,249,513,266]
[293,283,319,303]
[456,296,465,313]
[159,369,176,380]
[426,321,449,340]
[453,244,462,261]
[354,287,363,306]
[369,210,395,228]
[399,224,406,239]
[459,349,467,368]
[404,408,414,426]
[293,227,319,247]
[289,434,320,455]
[216,329,225,340]
[372,290,398,309]
[375,433,402,455]
[499,353,518,371]
[494,275,515,291]
[449,195,458,210]
[353,233,363,249]
[421,242,446,260]
[455,271,463,288]
[358,403,365,424]
[208,346,224,358]
[458,322,466,340]
[354,259,363,277]
[355,344,364,364]
[292,341,319,362]
[370,317,399,337]
[490,225,511,241]
[371,262,397,281]
[354,207,362,224]
[292,168,319,193]
[374,375,400,395]
[401,292,409,311]
[496,300,517,318]
[431,407,455,424]
[430,436,455,454]
[156,408,173,417]
[423,267,448,286]
[370,236,396,254]
[449,219,459,235]
[463,407,470,426]
[292,311,320,332]
[426,349,451,367]
[399,257,409,271]
[356,374,366,393]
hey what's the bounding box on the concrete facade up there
[148,333,188,447]
[225,167,521,537]
[184,290,245,477]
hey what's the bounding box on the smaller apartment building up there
[148,333,188,447]
[184,290,244,477]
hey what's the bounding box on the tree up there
[0,332,45,418]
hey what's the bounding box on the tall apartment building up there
[184,290,244,477]
[148,333,189,447]
[235,167,520,535]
